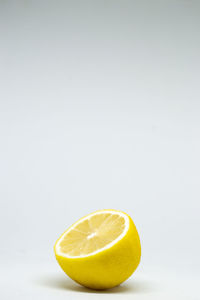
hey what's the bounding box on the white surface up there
[0,259,199,300]
[0,0,200,299]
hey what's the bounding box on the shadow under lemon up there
[35,273,153,294]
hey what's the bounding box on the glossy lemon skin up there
[54,210,141,290]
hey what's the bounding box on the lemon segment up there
[54,209,141,289]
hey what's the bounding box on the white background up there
[0,1,199,299]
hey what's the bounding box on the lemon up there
[54,209,141,289]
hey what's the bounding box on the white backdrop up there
[0,1,199,299]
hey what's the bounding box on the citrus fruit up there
[54,209,141,289]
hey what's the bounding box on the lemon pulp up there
[56,211,128,257]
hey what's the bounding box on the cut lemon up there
[54,209,141,289]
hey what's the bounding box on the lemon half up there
[54,209,141,289]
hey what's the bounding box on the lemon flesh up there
[54,209,141,289]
